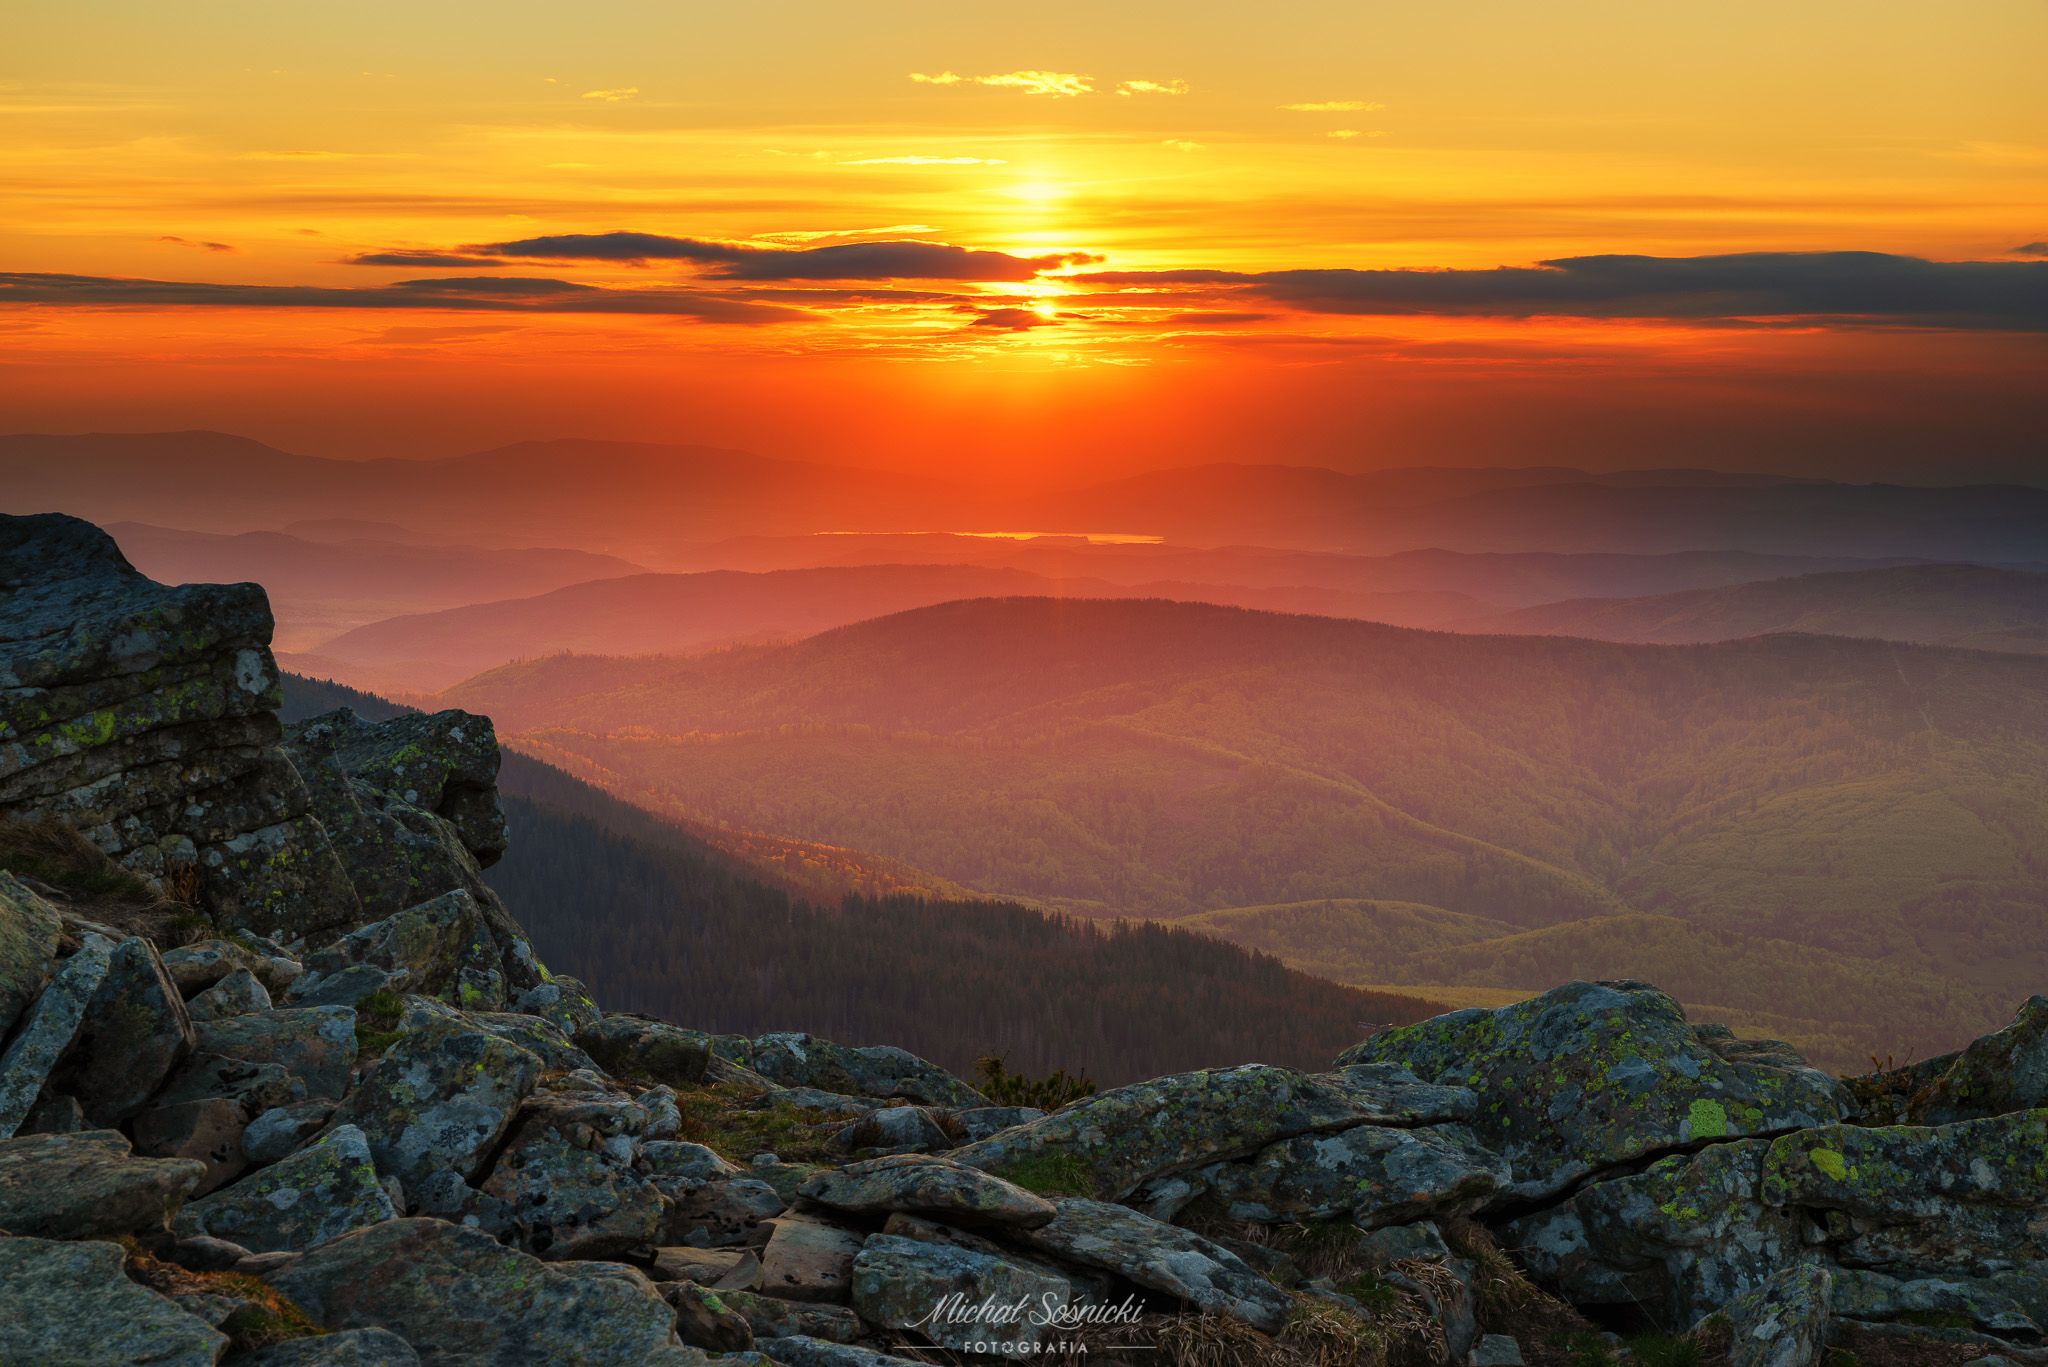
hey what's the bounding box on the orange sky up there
[3,1,2044,483]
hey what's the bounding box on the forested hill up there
[1460,563,2048,653]
[280,673,1446,1083]
[472,597,2048,1067]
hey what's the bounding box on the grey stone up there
[0,931,113,1137]
[240,1327,421,1366]
[191,1006,357,1101]
[0,1128,205,1236]
[52,933,195,1125]
[266,1216,682,1365]
[242,1100,337,1165]
[669,1176,788,1248]
[132,1096,250,1195]
[187,966,272,1021]
[756,1213,867,1302]
[175,1123,394,1252]
[0,1234,227,1366]
[800,1153,1056,1227]
[851,1232,1071,1356]
[749,1033,986,1107]
[1699,1261,1835,1367]
[0,872,60,1040]
[575,1013,712,1087]
[757,1338,927,1366]
[1009,1196,1292,1333]
[1203,1120,1507,1226]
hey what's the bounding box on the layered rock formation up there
[3,511,2046,1367]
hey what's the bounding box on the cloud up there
[909,70,1093,97]
[580,87,639,102]
[159,236,236,253]
[1078,251,2048,330]
[839,156,1008,166]
[0,271,800,323]
[1118,79,1189,96]
[1281,100,1384,112]
[1160,139,1206,153]
[468,231,1098,281]
[969,306,1059,330]
[1327,129,1384,140]
[2016,242,2048,257]
[347,251,509,268]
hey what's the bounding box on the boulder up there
[748,1033,986,1107]
[668,1175,787,1248]
[950,1063,1401,1201]
[285,963,402,1009]
[0,1128,205,1236]
[191,1006,357,1101]
[50,933,194,1124]
[1905,997,2048,1125]
[175,1123,394,1253]
[0,872,60,1039]
[0,513,360,938]
[1761,1109,2048,1278]
[291,890,488,1006]
[155,1052,302,1114]
[830,1104,950,1155]
[947,1105,1044,1143]
[756,1213,868,1302]
[468,1010,596,1072]
[757,1338,926,1366]
[187,966,273,1021]
[723,1289,863,1343]
[0,931,114,1137]
[1009,1196,1293,1334]
[0,1235,226,1367]
[514,976,602,1035]
[1697,1261,1835,1367]
[799,1153,1056,1228]
[266,1216,683,1365]
[476,1094,667,1259]
[132,1096,250,1194]
[239,1327,421,1365]
[652,1245,762,1288]
[1505,1138,1803,1325]
[1345,980,1847,1198]
[850,1232,1072,1355]
[663,1280,756,1352]
[575,1014,713,1087]
[1201,1120,1508,1227]
[242,1100,337,1165]
[325,1015,540,1198]
[162,938,301,998]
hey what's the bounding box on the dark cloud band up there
[457,231,1099,281]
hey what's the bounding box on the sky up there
[3,0,2045,485]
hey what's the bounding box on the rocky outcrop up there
[1,513,359,934]
[4,512,2047,1367]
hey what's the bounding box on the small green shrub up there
[975,1054,1097,1109]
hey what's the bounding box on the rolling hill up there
[106,521,644,649]
[1461,563,2048,654]
[467,597,2048,1066]
[299,563,1483,693]
[277,673,1445,1083]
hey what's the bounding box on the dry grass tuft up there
[0,816,209,945]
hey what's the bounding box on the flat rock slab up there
[757,1336,930,1366]
[55,934,194,1125]
[1345,980,1847,1199]
[1205,1120,1508,1227]
[266,1216,681,1366]
[0,1235,227,1367]
[801,1153,1055,1228]
[757,1214,868,1302]
[951,1062,1399,1201]
[175,1122,395,1253]
[0,931,113,1137]
[851,1232,1071,1356]
[1010,1196,1292,1334]
[748,1033,986,1108]
[0,1128,205,1237]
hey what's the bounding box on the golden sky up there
[4,1,2045,481]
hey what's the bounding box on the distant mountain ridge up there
[8,429,2047,559]
[1459,563,2048,654]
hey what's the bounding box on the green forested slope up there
[483,598,2048,1065]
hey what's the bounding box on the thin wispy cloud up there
[159,235,236,253]
[1118,79,1189,96]
[463,231,1100,281]
[1161,139,1206,153]
[1327,130,1383,140]
[579,87,639,102]
[840,156,1008,166]
[1281,100,1384,113]
[909,70,1094,97]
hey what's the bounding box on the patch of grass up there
[673,1080,856,1163]
[988,1149,1097,1198]
[1627,1332,1702,1367]
[119,1242,324,1351]
[352,988,405,1056]
[1441,1218,1596,1354]
[0,816,210,945]
[1895,1310,1975,1332]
